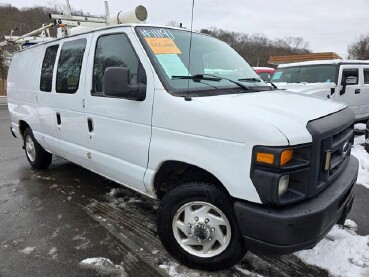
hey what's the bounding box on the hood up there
[274,82,336,96]
[193,90,346,145]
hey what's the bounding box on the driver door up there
[336,65,361,119]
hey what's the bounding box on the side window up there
[364,69,369,85]
[92,34,145,94]
[40,45,59,92]
[56,39,87,94]
[342,68,359,85]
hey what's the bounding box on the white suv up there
[7,25,359,270]
[271,60,369,121]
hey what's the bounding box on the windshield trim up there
[272,64,339,84]
[134,26,267,97]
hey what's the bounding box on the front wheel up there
[157,183,247,271]
[23,127,52,169]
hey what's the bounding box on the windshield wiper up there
[269,82,279,89]
[238,77,262,83]
[172,74,250,90]
[172,74,221,82]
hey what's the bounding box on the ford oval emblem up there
[342,142,351,157]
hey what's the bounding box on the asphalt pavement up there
[0,107,368,277]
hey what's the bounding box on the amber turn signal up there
[280,149,293,166]
[256,152,275,165]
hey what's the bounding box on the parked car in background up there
[271,60,369,122]
[253,67,275,82]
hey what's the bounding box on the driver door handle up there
[355,89,361,94]
[56,113,61,125]
[87,118,94,133]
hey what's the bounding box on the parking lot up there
[0,106,368,276]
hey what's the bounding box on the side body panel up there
[145,90,291,203]
[7,46,44,140]
[82,27,155,194]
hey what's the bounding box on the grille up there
[306,108,355,198]
[318,124,354,190]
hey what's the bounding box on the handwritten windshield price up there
[145,38,182,55]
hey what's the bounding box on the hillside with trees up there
[200,28,310,68]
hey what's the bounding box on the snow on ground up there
[351,135,369,189]
[296,135,369,276]
[355,123,366,132]
[19,246,35,255]
[80,257,127,276]
[159,262,201,277]
[107,188,144,208]
[48,247,58,260]
[295,220,369,277]
[234,266,264,277]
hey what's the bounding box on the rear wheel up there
[157,182,247,271]
[23,127,52,169]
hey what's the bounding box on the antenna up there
[185,0,195,101]
[64,0,72,15]
[104,1,110,17]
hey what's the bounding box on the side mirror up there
[103,67,146,101]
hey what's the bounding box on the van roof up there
[14,24,200,53]
[278,59,369,68]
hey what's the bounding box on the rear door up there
[83,27,154,193]
[336,65,362,119]
[53,34,92,164]
[38,43,63,156]
[361,66,369,119]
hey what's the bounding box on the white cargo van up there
[271,60,369,121]
[7,25,359,270]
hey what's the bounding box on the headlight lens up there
[255,148,294,167]
[278,175,289,196]
[256,152,275,165]
[280,149,293,166]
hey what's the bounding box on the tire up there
[157,182,247,271]
[23,127,52,169]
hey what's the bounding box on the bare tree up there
[285,37,309,53]
[348,34,369,60]
[200,27,310,67]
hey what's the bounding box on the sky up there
[4,0,369,58]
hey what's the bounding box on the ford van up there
[7,25,359,270]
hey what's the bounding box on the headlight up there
[251,144,312,206]
[278,175,289,196]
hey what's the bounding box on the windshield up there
[136,27,268,95]
[271,65,337,84]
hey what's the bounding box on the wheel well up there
[154,161,228,199]
[19,121,30,138]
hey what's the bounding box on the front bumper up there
[234,156,358,255]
